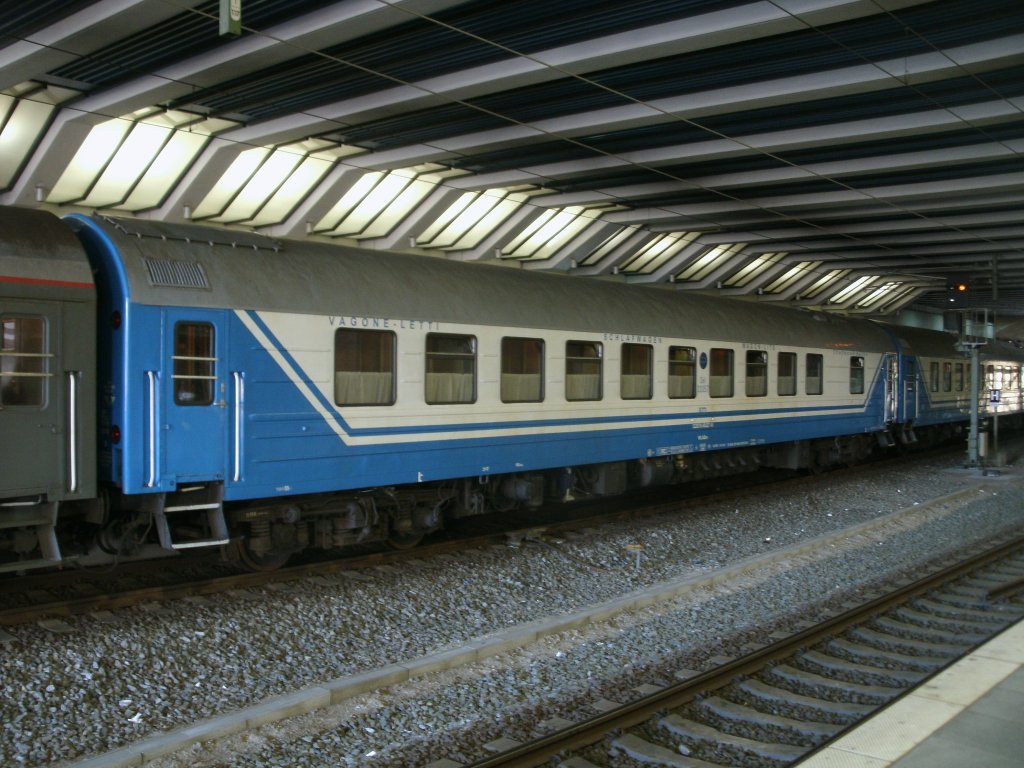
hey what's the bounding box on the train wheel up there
[386,529,423,550]
[231,538,290,571]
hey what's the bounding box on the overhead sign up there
[220,0,241,36]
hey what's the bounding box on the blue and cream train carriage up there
[1,207,1022,571]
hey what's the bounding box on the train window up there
[621,343,652,400]
[849,356,864,394]
[955,363,964,391]
[710,348,734,397]
[745,350,767,397]
[942,362,952,392]
[930,362,939,392]
[173,322,215,406]
[668,346,696,399]
[0,316,47,406]
[777,352,796,396]
[426,333,476,404]
[501,337,544,403]
[334,329,396,406]
[566,340,602,401]
[806,354,823,395]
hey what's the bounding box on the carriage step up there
[0,556,70,574]
[0,501,62,570]
[153,485,229,550]
[0,506,56,528]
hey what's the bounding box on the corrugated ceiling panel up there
[0,0,96,47]
[50,0,339,86]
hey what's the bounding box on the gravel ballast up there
[1,452,1022,767]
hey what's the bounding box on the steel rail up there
[462,532,1024,768]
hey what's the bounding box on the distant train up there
[1,206,1022,573]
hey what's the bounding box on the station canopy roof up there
[1,0,1022,332]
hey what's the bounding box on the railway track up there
[8,448,1018,768]
[460,533,1024,768]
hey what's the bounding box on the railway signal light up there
[947,276,970,303]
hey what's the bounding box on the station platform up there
[798,616,1024,768]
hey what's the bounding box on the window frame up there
[777,351,797,396]
[0,314,49,407]
[333,328,396,406]
[745,349,768,397]
[849,356,865,395]
[425,332,477,405]
[709,347,734,398]
[668,346,696,399]
[500,336,545,404]
[565,340,603,402]
[173,321,216,406]
[620,342,653,400]
[806,353,824,395]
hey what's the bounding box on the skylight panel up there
[191,146,269,220]
[318,171,386,232]
[419,189,509,248]
[315,164,458,239]
[353,175,440,240]
[856,281,903,308]
[764,261,825,295]
[214,148,305,223]
[195,138,363,225]
[327,170,416,235]
[503,206,597,260]
[48,120,131,204]
[674,242,746,282]
[450,195,527,250]
[81,121,172,208]
[0,97,55,190]
[620,232,698,274]
[121,130,209,210]
[578,227,635,267]
[723,252,786,288]
[48,109,237,211]
[245,152,336,227]
[0,82,78,192]
[829,275,878,304]
[417,188,548,251]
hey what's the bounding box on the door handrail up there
[66,370,79,493]
[145,370,158,488]
[232,371,244,482]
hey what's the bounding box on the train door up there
[903,358,918,421]
[884,354,898,423]
[162,309,228,483]
[0,301,64,497]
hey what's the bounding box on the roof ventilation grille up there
[143,258,210,289]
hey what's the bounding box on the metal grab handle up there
[146,370,157,488]
[233,371,244,482]
[67,371,79,493]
